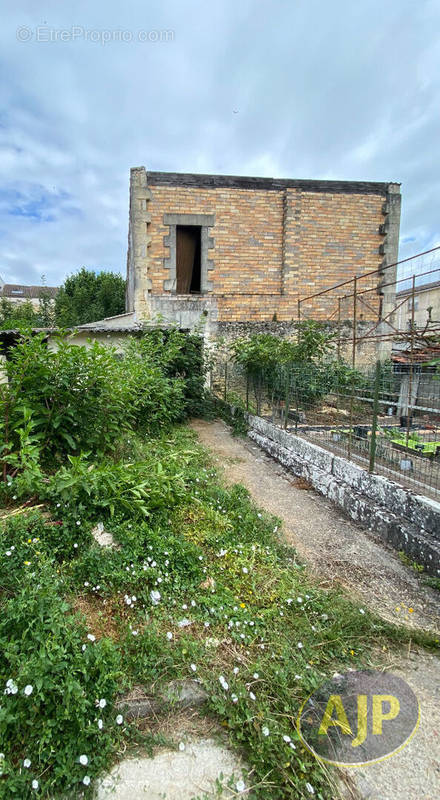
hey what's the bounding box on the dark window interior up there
[176,225,201,294]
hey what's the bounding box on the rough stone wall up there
[216,320,380,368]
[126,168,401,327]
[246,414,440,576]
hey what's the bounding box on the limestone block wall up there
[246,413,440,576]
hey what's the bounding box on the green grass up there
[0,426,438,799]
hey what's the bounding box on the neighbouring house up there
[396,279,440,332]
[0,277,59,309]
[125,168,401,339]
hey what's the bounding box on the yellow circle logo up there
[297,670,420,767]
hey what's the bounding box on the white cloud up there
[0,0,439,286]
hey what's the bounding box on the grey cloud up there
[0,0,439,285]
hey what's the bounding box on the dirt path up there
[191,419,440,635]
[190,419,440,800]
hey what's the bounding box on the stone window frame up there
[163,213,215,293]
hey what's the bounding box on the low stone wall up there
[247,414,440,577]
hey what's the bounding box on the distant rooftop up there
[396,278,440,297]
[0,283,59,300]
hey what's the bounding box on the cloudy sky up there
[1,0,439,288]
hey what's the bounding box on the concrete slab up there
[96,738,246,799]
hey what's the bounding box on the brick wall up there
[127,169,401,324]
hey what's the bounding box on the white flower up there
[5,551,11,557]
[73,543,78,549]
[23,758,31,768]
[5,679,18,695]
[132,630,138,636]
[116,714,123,725]
[87,634,96,642]
[297,641,304,649]
[79,755,88,766]
[98,698,107,709]
[242,567,248,574]
[219,676,229,690]
[359,608,365,615]
[249,691,256,701]
[82,644,87,652]
[83,776,91,786]
[289,742,296,750]
[233,667,239,675]
[166,632,173,640]
[253,673,259,679]
[97,719,103,730]
[76,520,81,526]
[321,613,328,621]
[24,685,33,696]
[231,693,238,703]
[283,735,291,743]
[262,726,270,737]
[297,597,303,603]
[150,590,161,605]
[236,779,246,792]
[190,664,197,672]
[305,783,315,795]
[32,779,39,790]
[178,742,185,751]
[294,674,302,680]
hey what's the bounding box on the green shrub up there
[0,329,206,487]
[229,325,362,412]
[0,574,122,798]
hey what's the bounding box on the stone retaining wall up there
[246,414,440,577]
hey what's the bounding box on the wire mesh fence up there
[211,356,440,501]
[211,247,440,501]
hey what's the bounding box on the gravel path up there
[190,418,440,800]
[191,419,439,635]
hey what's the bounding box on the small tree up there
[229,322,337,413]
[54,268,126,327]
[0,298,40,330]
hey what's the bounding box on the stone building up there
[396,279,440,332]
[125,167,401,336]
[0,277,59,309]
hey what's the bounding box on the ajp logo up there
[297,670,419,766]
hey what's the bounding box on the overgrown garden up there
[0,330,437,799]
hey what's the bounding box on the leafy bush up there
[229,323,360,412]
[0,571,122,798]
[43,449,188,520]
[1,334,129,468]
[0,329,206,485]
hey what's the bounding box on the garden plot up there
[1,426,438,799]
[0,332,438,800]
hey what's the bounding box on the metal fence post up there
[348,276,357,461]
[224,360,228,402]
[405,275,416,450]
[369,359,381,473]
